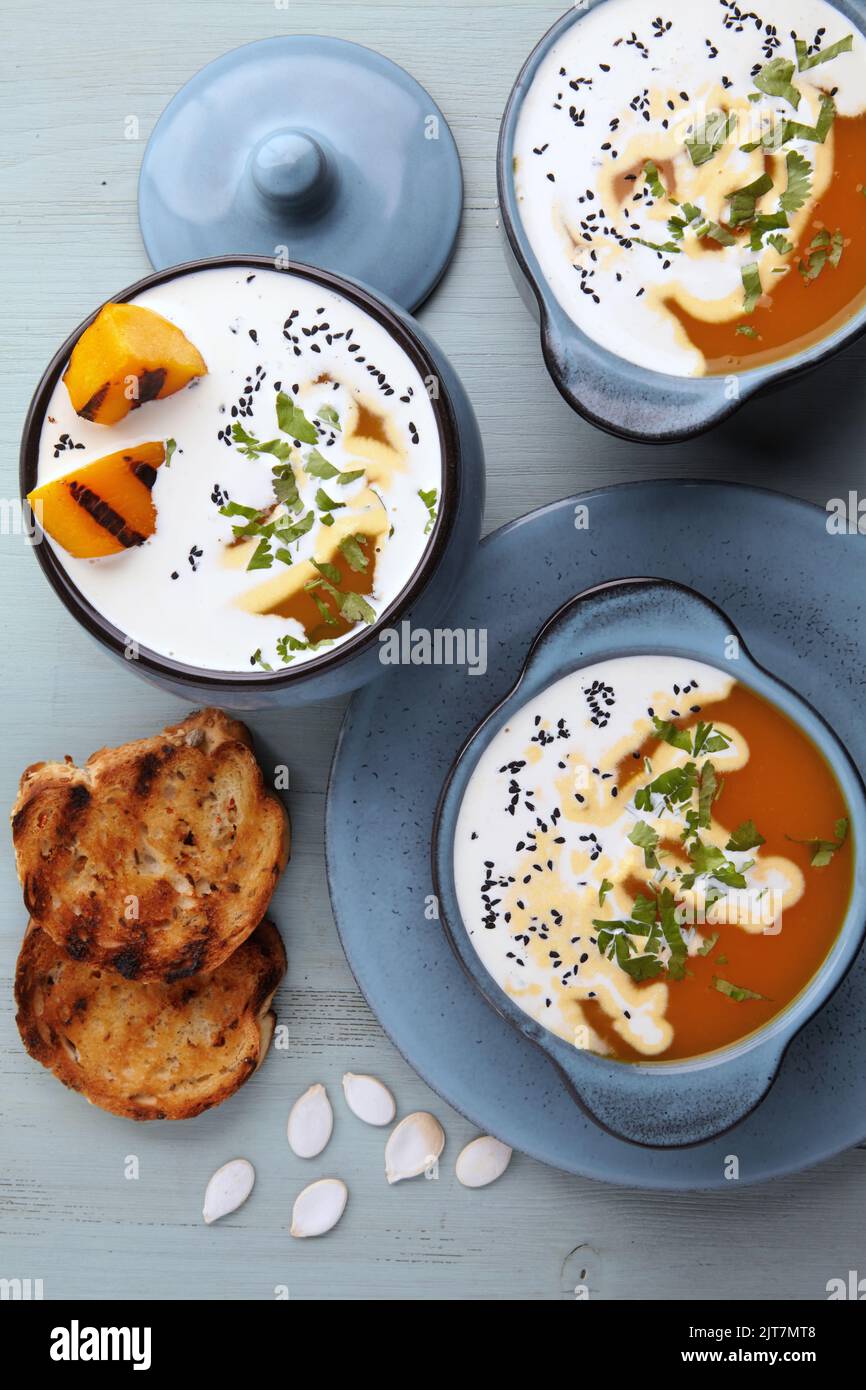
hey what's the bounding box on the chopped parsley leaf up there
[726,820,766,853]
[713,977,765,1002]
[728,173,774,227]
[338,534,369,572]
[795,34,853,72]
[742,262,763,315]
[685,110,737,167]
[780,150,812,215]
[315,487,345,512]
[753,57,801,110]
[787,817,849,867]
[304,448,339,480]
[628,820,661,869]
[276,392,319,444]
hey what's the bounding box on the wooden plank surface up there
[1,0,865,1301]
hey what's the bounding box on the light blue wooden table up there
[2,0,865,1301]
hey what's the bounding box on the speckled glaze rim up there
[431,576,866,1147]
[18,255,460,692]
[497,0,866,444]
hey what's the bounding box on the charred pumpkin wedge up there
[27,441,166,557]
[63,303,207,425]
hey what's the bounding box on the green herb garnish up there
[231,422,293,461]
[780,150,812,215]
[795,34,853,72]
[246,537,274,572]
[753,57,801,110]
[787,817,849,867]
[598,878,614,907]
[644,159,670,200]
[272,461,302,512]
[697,762,720,829]
[164,438,177,467]
[419,486,438,534]
[629,820,661,870]
[274,509,315,548]
[315,487,345,513]
[632,237,682,255]
[713,977,766,1002]
[304,448,339,480]
[685,110,737,167]
[781,94,836,145]
[768,232,795,256]
[728,173,774,227]
[276,392,319,444]
[317,403,341,431]
[726,820,766,853]
[338,534,369,572]
[742,262,763,314]
[340,591,377,624]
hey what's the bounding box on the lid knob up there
[250,128,334,212]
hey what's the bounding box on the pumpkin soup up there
[513,0,866,377]
[453,656,852,1062]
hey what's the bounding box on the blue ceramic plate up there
[326,481,866,1188]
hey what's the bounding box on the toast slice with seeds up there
[11,708,289,982]
[15,918,286,1121]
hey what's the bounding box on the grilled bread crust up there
[15,919,286,1121]
[11,709,289,982]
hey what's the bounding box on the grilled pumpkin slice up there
[27,441,166,557]
[63,302,207,425]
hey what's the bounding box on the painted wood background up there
[1,0,865,1301]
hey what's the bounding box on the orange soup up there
[454,656,853,1063]
[513,0,866,377]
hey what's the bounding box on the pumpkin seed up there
[202,1158,255,1224]
[455,1136,512,1188]
[287,1083,333,1158]
[385,1111,445,1184]
[342,1072,396,1126]
[290,1178,348,1238]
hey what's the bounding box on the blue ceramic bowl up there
[20,256,485,710]
[433,579,866,1147]
[497,0,866,444]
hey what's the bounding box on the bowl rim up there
[496,0,866,444]
[19,254,460,690]
[431,575,866,1099]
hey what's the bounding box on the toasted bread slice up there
[15,919,286,1121]
[11,709,289,982]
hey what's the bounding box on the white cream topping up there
[36,266,441,672]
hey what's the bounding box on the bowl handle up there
[543,315,741,444]
[522,578,740,696]
[553,1037,786,1148]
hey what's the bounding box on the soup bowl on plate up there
[498,0,866,441]
[20,256,484,709]
[433,578,866,1147]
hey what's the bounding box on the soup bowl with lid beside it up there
[498,0,866,442]
[432,578,866,1148]
[20,256,484,709]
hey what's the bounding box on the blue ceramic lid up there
[138,36,463,312]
